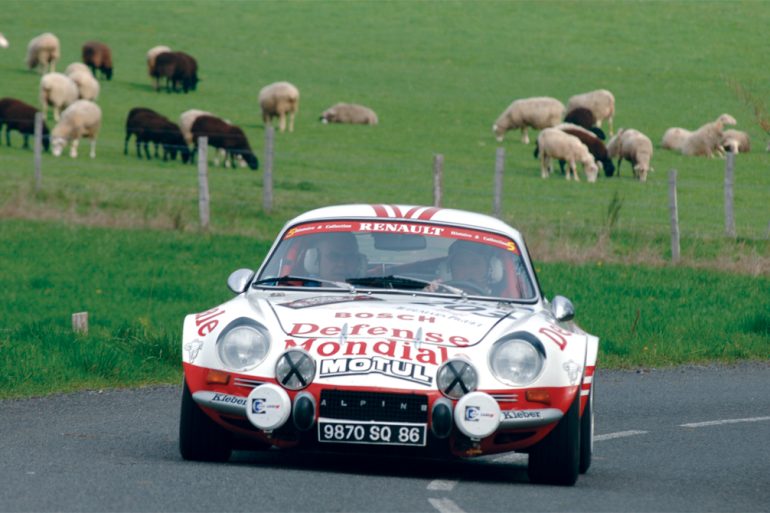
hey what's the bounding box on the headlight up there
[489,334,545,386]
[436,358,478,399]
[275,349,316,390]
[217,318,270,371]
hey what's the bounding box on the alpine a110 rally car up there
[180,204,598,485]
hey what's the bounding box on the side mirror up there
[551,295,575,322]
[227,268,255,294]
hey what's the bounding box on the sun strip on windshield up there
[282,220,520,255]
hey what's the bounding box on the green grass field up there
[1,1,768,397]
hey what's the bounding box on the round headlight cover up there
[437,358,478,399]
[489,334,545,386]
[217,318,270,371]
[275,349,316,390]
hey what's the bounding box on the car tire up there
[527,391,580,486]
[579,382,594,474]
[179,381,233,462]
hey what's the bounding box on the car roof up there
[285,204,524,240]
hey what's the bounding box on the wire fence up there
[3,112,769,253]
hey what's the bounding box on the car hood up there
[262,292,534,348]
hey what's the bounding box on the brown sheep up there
[191,115,259,170]
[82,41,113,80]
[0,97,50,151]
[153,51,199,93]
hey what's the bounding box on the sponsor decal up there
[357,222,446,237]
[563,360,582,384]
[251,398,281,414]
[279,295,380,309]
[287,322,468,348]
[319,356,433,386]
[184,339,204,362]
[335,311,436,323]
[285,336,449,365]
[538,324,573,350]
[501,410,543,421]
[212,393,247,407]
[465,406,480,421]
[195,307,225,337]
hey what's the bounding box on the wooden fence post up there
[432,154,443,207]
[263,125,274,213]
[668,169,680,263]
[72,312,89,334]
[197,136,210,230]
[724,151,736,238]
[493,147,505,218]
[34,111,43,192]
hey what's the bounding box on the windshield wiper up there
[346,275,456,292]
[251,275,347,288]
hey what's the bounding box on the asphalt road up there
[1,363,769,513]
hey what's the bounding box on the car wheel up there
[179,381,233,462]
[527,391,580,486]
[579,382,594,474]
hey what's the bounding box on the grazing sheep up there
[82,41,113,80]
[566,89,615,135]
[320,103,378,125]
[179,109,246,167]
[0,97,50,151]
[65,62,92,77]
[680,114,737,157]
[50,100,101,158]
[607,128,654,181]
[547,123,615,177]
[68,70,100,101]
[124,107,190,163]
[39,72,79,121]
[147,45,171,90]
[26,33,60,73]
[0,33,9,49]
[153,51,199,93]
[720,129,750,154]
[660,127,691,151]
[564,107,606,140]
[259,81,300,132]
[191,115,259,170]
[536,127,599,182]
[493,96,564,144]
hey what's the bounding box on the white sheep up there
[566,89,615,135]
[680,113,737,157]
[720,129,750,154]
[68,70,100,101]
[537,127,599,182]
[259,81,300,132]
[0,33,9,49]
[65,62,92,77]
[26,33,60,73]
[493,96,564,144]
[39,72,79,121]
[51,100,102,158]
[147,45,171,90]
[607,128,654,182]
[320,103,378,125]
[660,127,691,151]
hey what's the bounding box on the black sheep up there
[191,115,259,170]
[124,107,190,163]
[0,97,50,151]
[153,51,199,93]
[564,107,606,140]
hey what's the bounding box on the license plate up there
[318,418,427,446]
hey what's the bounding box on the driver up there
[446,240,493,294]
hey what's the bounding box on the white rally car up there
[180,204,598,485]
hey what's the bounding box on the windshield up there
[256,219,537,300]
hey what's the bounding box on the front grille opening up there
[319,390,428,423]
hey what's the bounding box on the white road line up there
[593,430,648,441]
[427,479,458,491]
[428,497,466,513]
[680,416,770,428]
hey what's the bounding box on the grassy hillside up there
[0,1,768,397]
